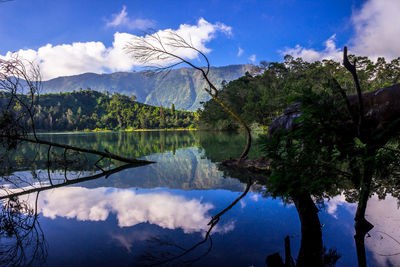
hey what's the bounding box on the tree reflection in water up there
[0,192,47,266]
[0,143,148,266]
[265,192,341,267]
[201,129,400,266]
[2,132,400,266]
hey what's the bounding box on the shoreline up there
[34,128,198,134]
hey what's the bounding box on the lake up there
[1,131,399,266]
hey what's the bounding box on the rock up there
[268,102,301,135]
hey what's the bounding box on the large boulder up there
[268,83,400,143]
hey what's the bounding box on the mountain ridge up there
[42,64,255,111]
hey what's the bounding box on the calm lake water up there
[1,131,400,266]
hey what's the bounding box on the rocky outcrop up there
[268,83,400,142]
[268,102,301,135]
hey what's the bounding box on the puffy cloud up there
[237,47,244,57]
[282,0,400,61]
[0,18,232,80]
[351,0,400,60]
[29,186,234,235]
[324,194,356,219]
[106,5,155,30]
[248,54,256,63]
[127,17,232,68]
[281,35,342,62]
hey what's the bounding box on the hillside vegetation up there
[199,56,400,130]
[42,64,255,111]
[0,89,197,131]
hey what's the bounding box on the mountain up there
[42,64,254,111]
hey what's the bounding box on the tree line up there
[0,88,197,131]
[198,55,400,131]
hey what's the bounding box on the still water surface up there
[1,131,400,266]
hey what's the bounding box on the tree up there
[160,107,165,128]
[125,31,252,160]
[263,47,400,266]
[0,56,154,166]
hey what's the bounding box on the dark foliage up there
[199,55,400,131]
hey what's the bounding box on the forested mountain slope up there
[42,64,255,111]
[0,89,197,131]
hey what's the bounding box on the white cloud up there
[351,0,400,60]
[106,5,155,30]
[325,194,356,219]
[27,186,234,235]
[128,17,232,68]
[250,193,259,202]
[281,0,400,62]
[280,34,342,62]
[323,194,400,266]
[0,18,232,80]
[248,54,256,63]
[237,47,244,57]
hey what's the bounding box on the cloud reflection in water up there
[33,187,234,234]
[325,194,400,266]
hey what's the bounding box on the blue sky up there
[1,0,398,80]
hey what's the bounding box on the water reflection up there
[1,131,400,266]
[0,192,47,266]
[358,196,400,266]
[0,131,199,174]
[137,180,252,266]
[31,187,234,234]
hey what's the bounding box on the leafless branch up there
[0,192,48,266]
[0,55,41,146]
[0,56,155,165]
[138,179,253,265]
[125,31,252,159]
[343,46,364,134]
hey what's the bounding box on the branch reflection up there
[0,192,47,266]
[0,161,143,266]
[137,179,253,266]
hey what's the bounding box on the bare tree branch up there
[138,179,253,266]
[0,56,155,165]
[125,31,252,159]
[343,46,364,134]
[0,163,140,200]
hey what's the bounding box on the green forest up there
[198,55,400,131]
[2,55,399,134]
[0,89,197,131]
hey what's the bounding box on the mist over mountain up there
[42,64,254,111]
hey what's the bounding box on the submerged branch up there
[0,163,140,200]
[1,135,155,165]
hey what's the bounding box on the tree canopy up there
[198,55,400,131]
